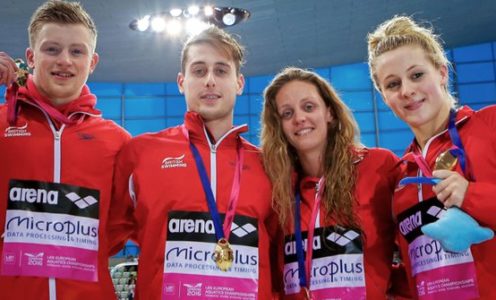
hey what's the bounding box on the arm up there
[107,142,139,256]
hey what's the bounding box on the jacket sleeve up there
[107,141,139,256]
[265,209,284,298]
[461,105,496,229]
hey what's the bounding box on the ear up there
[26,48,35,68]
[236,73,245,95]
[326,106,333,123]
[89,52,99,74]
[177,72,185,94]
[439,64,448,86]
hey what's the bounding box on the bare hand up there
[0,52,18,86]
[432,169,469,208]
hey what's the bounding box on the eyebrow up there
[40,41,89,49]
[189,61,231,69]
[383,64,420,81]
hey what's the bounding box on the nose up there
[204,71,216,87]
[292,108,306,125]
[400,80,415,98]
[56,50,72,66]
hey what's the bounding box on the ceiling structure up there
[1,0,495,83]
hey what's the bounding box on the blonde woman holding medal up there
[261,67,405,299]
[368,15,496,299]
[109,26,282,299]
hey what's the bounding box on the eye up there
[385,80,400,90]
[279,109,293,120]
[71,48,85,56]
[215,67,228,76]
[412,72,424,80]
[303,102,315,112]
[191,67,206,77]
[44,46,60,55]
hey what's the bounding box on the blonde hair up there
[181,26,245,75]
[261,67,362,229]
[367,15,450,92]
[29,0,97,50]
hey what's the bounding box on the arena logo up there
[169,218,256,237]
[399,211,422,236]
[326,229,360,246]
[9,187,59,205]
[65,192,98,209]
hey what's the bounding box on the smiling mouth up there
[405,99,425,110]
[295,128,313,136]
[201,94,221,100]
[51,71,74,78]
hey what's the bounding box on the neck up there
[298,150,324,178]
[204,119,233,143]
[413,105,452,149]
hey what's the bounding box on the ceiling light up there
[130,6,250,36]
[187,5,200,16]
[136,16,150,32]
[150,16,166,32]
[169,8,182,17]
[222,12,236,26]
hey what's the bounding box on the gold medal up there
[213,238,233,271]
[14,59,29,87]
[434,149,458,171]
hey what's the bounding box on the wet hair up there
[180,26,245,75]
[261,67,362,229]
[29,0,97,50]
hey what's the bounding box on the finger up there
[432,169,453,179]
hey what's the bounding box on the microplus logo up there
[4,122,31,137]
[65,192,98,209]
[162,154,187,169]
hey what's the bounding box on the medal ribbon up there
[399,109,472,186]
[294,177,325,296]
[182,125,244,241]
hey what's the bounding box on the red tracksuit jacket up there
[393,105,496,299]
[0,80,130,299]
[109,112,281,299]
[280,148,403,299]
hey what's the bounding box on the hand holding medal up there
[14,58,29,87]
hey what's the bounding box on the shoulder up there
[124,125,186,152]
[473,104,496,129]
[357,147,401,178]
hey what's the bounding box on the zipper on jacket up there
[203,125,245,203]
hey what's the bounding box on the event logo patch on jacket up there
[163,211,259,299]
[397,198,479,300]
[1,179,100,282]
[283,226,366,299]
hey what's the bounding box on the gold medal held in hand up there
[434,149,458,171]
[214,238,233,271]
[14,59,29,87]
